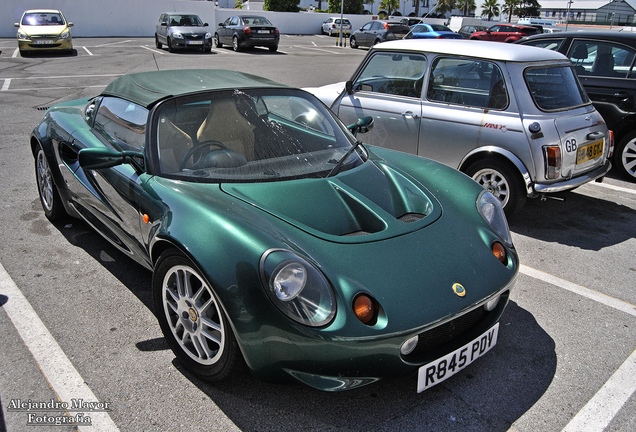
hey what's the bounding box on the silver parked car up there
[305,39,612,215]
[155,13,212,53]
[321,17,352,37]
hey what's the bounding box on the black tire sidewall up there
[466,159,526,216]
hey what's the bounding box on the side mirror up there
[79,148,144,170]
[203,22,209,27]
[14,23,20,27]
[68,22,74,27]
[347,116,374,137]
[345,80,354,95]
[219,23,225,27]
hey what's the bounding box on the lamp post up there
[565,0,573,31]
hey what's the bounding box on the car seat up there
[591,52,616,77]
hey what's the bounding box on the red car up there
[470,24,539,43]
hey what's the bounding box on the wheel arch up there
[458,147,534,197]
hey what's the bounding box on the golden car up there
[14,9,74,56]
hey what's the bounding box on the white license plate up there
[257,30,270,34]
[187,40,203,45]
[36,40,54,44]
[417,322,499,392]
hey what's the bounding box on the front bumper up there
[170,39,212,50]
[534,160,612,194]
[18,38,73,52]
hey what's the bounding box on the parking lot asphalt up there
[0,36,635,432]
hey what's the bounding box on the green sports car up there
[31,69,518,392]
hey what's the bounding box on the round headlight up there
[272,262,306,301]
[478,191,513,246]
[260,249,336,327]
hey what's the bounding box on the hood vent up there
[399,213,426,223]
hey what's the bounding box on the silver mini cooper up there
[306,39,612,215]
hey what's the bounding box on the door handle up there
[402,111,420,119]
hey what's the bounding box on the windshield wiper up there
[327,140,364,177]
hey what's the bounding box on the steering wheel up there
[179,140,228,170]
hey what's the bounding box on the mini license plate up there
[187,40,203,45]
[576,140,604,164]
[417,323,499,393]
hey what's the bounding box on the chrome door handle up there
[402,111,420,119]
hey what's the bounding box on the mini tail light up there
[353,294,375,324]
[608,130,614,157]
[492,241,507,265]
[544,146,561,179]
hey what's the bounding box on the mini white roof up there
[372,39,569,63]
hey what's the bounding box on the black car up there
[518,31,636,181]
[349,21,411,49]
[457,24,487,39]
[214,15,279,52]
[155,13,212,53]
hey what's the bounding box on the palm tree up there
[435,0,454,17]
[455,0,476,16]
[503,0,519,22]
[380,0,400,15]
[481,0,500,21]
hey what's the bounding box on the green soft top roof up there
[101,69,289,109]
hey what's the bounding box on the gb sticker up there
[565,137,578,153]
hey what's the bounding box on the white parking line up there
[589,181,636,195]
[94,40,132,47]
[140,46,165,55]
[1,79,11,91]
[561,349,636,432]
[12,48,19,58]
[0,262,120,431]
[82,46,93,56]
[520,265,636,317]
[520,264,636,432]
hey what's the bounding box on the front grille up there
[401,288,509,362]
[185,34,204,41]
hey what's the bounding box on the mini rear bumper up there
[534,160,612,194]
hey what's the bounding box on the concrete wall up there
[2,0,404,38]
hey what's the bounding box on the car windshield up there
[169,15,203,26]
[153,88,363,182]
[525,66,590,111]
[23,12,64,26]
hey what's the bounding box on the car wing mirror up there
[219,23,226,27]
[203,22,209,27]
[68,22,74,27]
[345,80,354,95]
[79,148,144,171]
[347,116,374,136]
[14,23,19,27]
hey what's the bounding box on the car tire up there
[214,33,222,48]
[373,39,381,46]
[466,159,526,216]
[35,143,66,221]
[167,37,175,53]
[350,37,358,49]
[153,249,243,382]
[615,131,636,181]
[155,34,162,49]
[269,45,278,52]
[232,36,241,52]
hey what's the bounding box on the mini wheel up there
[466,159,526,216]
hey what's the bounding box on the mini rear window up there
[525,66,590,111]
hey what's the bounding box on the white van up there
[517,18,557,27]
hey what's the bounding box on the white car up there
[321,17,352,36]
[305,39,613,215]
